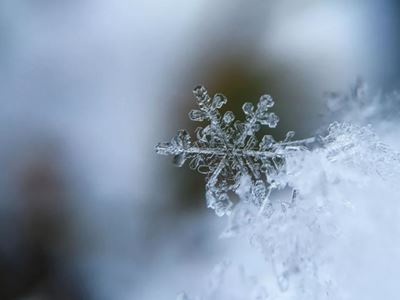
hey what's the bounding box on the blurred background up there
[0,0,399,299]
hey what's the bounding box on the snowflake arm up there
[156,85,316,216]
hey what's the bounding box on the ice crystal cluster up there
[156,85,315,217]
[325,79,400,125]
[156,85,400,300]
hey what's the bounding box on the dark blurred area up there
[0,1,399,299]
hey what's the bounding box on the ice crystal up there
[157,85,400,300]
[325,79,400,124]
[156,85,316,216]
[180,121,400,300]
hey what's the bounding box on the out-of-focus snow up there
[1,0,399,299]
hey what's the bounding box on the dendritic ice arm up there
[156,85,317,216]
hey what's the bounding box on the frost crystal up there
[156,85,316,216]
[324,79,400,124]
[156,84,400,300]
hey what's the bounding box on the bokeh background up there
[0,1,399,299]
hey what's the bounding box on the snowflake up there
[156,85,316,216]
[156,84,400,300]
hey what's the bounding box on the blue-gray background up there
[0,1,399,299]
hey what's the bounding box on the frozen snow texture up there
[173,122,400,300]
[156,85,316,216]
[157,85,400,300]
[325,79,400,125]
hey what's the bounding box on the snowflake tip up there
[267,112,279,128]
[259,94,274,109]
[189,109,206,121]
[193,85,210,104]
[243,102,254,115]
[284,131,296,142]
[223,111,235,124]
[154,142,172,155]
[211,93,228,109]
